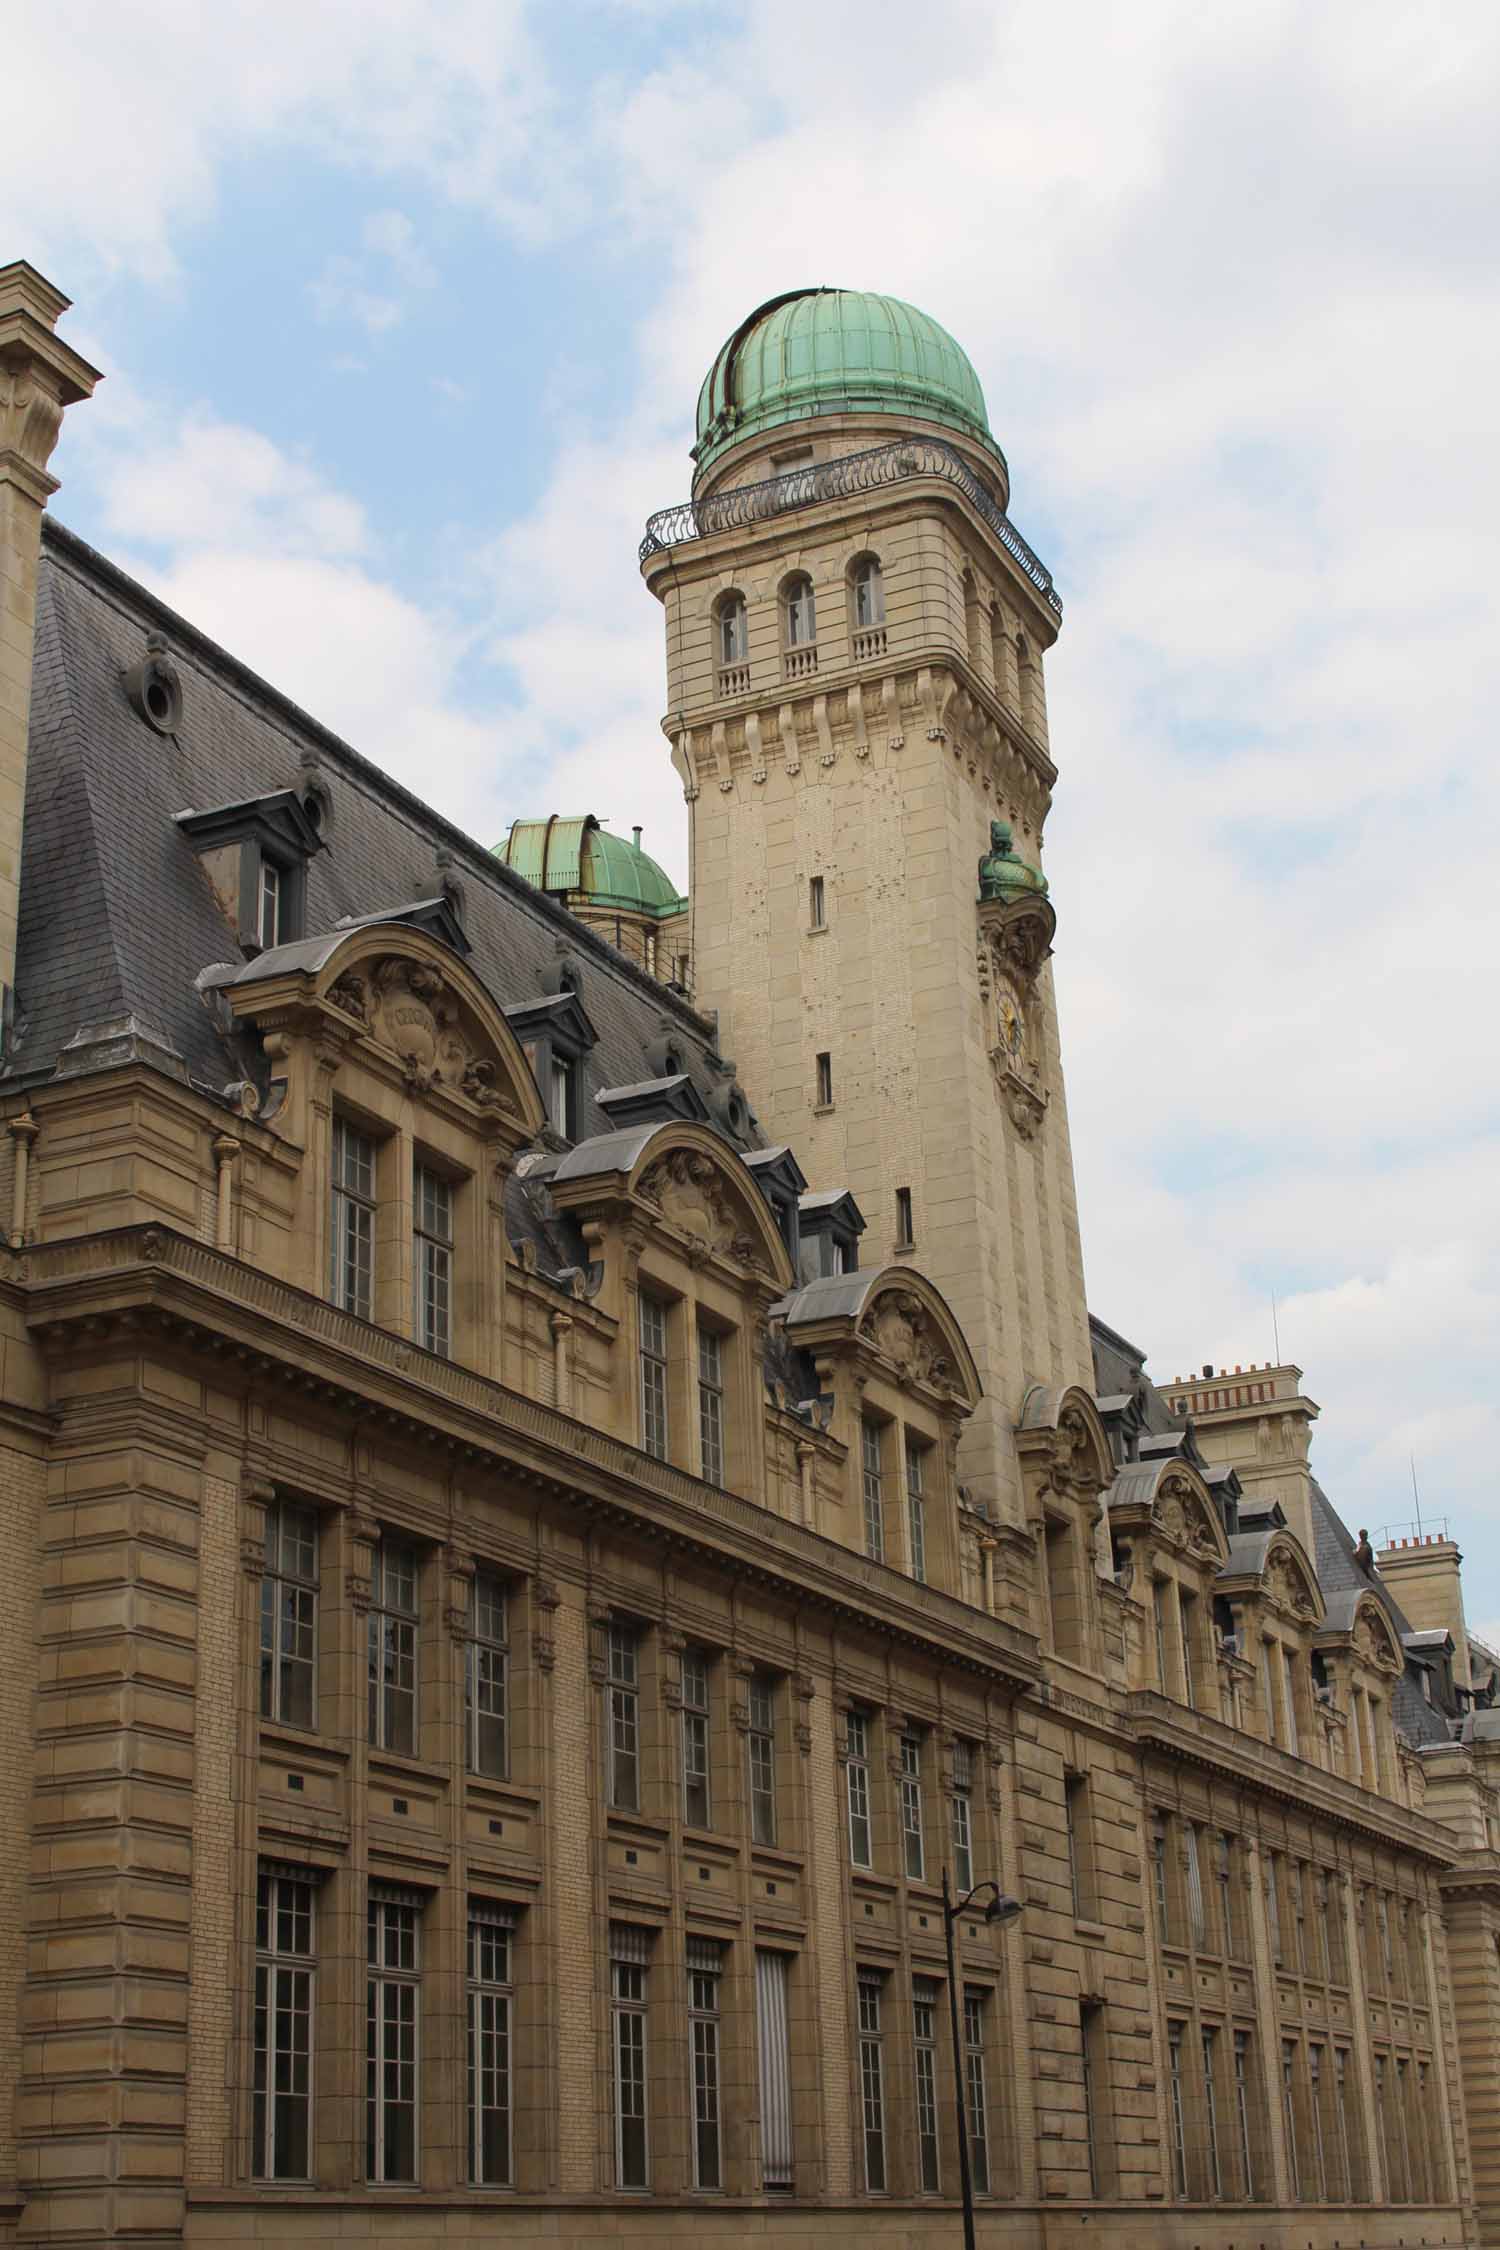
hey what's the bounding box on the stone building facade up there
[0,259,1498,2250]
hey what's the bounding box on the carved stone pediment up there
[328,955,516,1111]
[859,1289,953,1391]
[1264,1545,1319,1622]
[637,1149,765,1272]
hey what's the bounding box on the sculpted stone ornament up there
[861,1290,951,1390]
[333,956,515,1112]
[637,1149,762,1270]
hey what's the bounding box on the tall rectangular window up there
[1283,1647,1301,1756]
[756,1949,794,2191]
[1081,2000,1106,2199]
[413,1164,453,1356]
[464,1571,508,1779]
[1281,2039,1300,2198]
[610,1928,650,2189]
[367,1536,418,1755]
[899,1735,925,1881]
[1216,1832,1237,1957]
[1185,1824,1207,1950]
[895,1185,914,1248]
[904,1435,927,1583]
[330,1117,375,1318]
[253,1869,313,2180]
[1233,2028,1256,2199]
[607,1625,641,1813]
[1168,2023,1189,2197]
[913,1981,941,2192]
[697,1325,726,1487]
[639,1294,669,1461]
[1201,2026,1223,2198]
[815,1050,833,1107]
[1153,1579,1171,1692]
[681,1649,711,1829]
[1308,2041,1329,2199]
[809,874,825,929]
[846,1710,873,1868]
[950,1739,975,1893]
[1333,2046,1354,2199]
[1152,1814,1170,1942]
[366,1892,419,2184]
[857,1973,887,2192]
[1266,1852,1284,1966]
[1179,1589,1199,1708]
[467,1904,513,2186]
[748,1676,777,1847]
[259,1499,318,1729]
[688,1940,723,2190]
[548,1052,576,1140]
[860,1418,885,1562]
[965,1988,992,2196]
[1292,1861,1310,1974]
[1065,1772,1097,1921]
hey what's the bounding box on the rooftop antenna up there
[1271,1291,1281,1362]
[1410,1453,1424,1538]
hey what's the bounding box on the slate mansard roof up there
[13,520,733,1132]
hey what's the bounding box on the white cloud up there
[23,0,1500,1619]
[309,210,437,334]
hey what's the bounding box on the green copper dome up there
[694,288,999,475]
[497,816,686,919]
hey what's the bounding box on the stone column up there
[0,264,99,1016]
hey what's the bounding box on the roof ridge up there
[38,516,716,1039]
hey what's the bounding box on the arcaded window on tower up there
[783,573,816,647]
[851,554,885,628]
[716,592,748,668]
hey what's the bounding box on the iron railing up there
[640,435,1063,617]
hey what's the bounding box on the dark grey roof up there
[11,522,734,1151]
[771,1272,879,1325]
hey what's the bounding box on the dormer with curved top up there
[1104,1451,1230,1704]
[548,1120,794,1502]
[224,919,547,1380]
[1216,1525,1329,1765]
[772,1265,979,1594]
[1315,1585,1411,1799]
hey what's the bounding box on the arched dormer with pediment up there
[1015,1383,1114,1672]
[1316,1585,1409,1798]
[1215,1526,1328,1764]
[548,1120,793,1502]
[225,920,547,1380]
[1104,1454,1229,1705]
[771,1266,980,1592]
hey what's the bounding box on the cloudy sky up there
[10,0,1499,1622]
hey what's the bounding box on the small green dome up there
[694,288,999,475]
[497,816,686,920]
[978,820,1048,905]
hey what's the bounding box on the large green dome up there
[496,816,686,919]
[694,288,998,475]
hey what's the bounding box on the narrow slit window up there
[815,1050,833,1107]
[467,1904,514,2185]
[809,874,825,928]
[895,1185,914,1248]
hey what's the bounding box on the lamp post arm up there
[943,1866,978,2250]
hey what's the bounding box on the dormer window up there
[503,987,598,1146]
[258,858,282,950]
[174,790,323,957]
[549,1053,577,1141]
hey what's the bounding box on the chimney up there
[0,263,100,1031]
[632,825,643,850]
[1376,1532,1472,1693]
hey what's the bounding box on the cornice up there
[18,1223,1041,1688]
[1122,1689,1457,1865]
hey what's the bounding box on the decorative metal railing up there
[640,435,1062,617]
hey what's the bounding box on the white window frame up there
[748,1676,777,1847]
[860,1418,885,1562]
[366,1892,420,2184]
[413,1162,453,1357]
[899,1734,925,1881]
[950,1738,974,1894]
[688,1942,723,2191]
[258,855,282,949]
[639,1294,669,1462]
[784,574,816,648]
[904,1435,927,1583]
[964,1987,992,2196]
[259,1499,318,1730]
[253,1869,314,2180]
[329,1116,376,1318]
[611,1932,651,2189]
[857,1973,887,2193]
[467,1904,514,2186]
[853,557,885,629]
[912,1981,940,2193]
[465,1572,509,1779]
[718,595,748,668]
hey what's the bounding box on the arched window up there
[988,604,1008,693]
[1016,631,1036,727]
[851,555,884,630]
[783,574,816,648]
[716,593,748,669]
[962,570,983,666]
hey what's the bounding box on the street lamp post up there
[942,1868,1022,2250]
